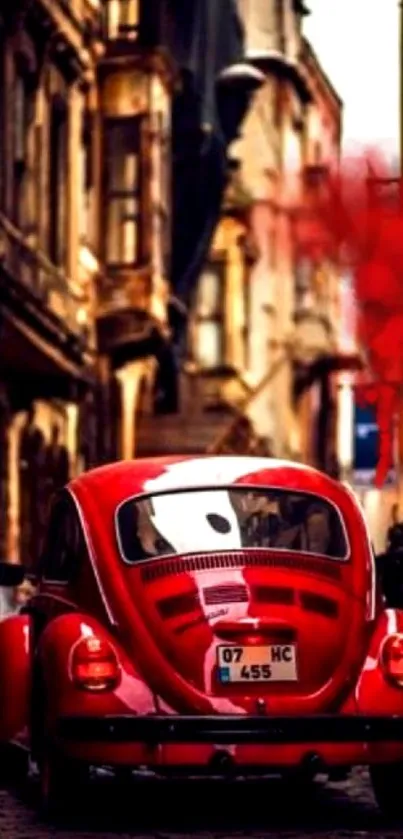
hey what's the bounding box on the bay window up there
[104,117,142,267]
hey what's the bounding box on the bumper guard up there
[57,714,403,744]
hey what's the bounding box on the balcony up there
[0,214,92,369]
[96,267,156,356]
[100,0,180,71]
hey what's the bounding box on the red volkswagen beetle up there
[2,455,403,819]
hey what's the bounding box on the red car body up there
[1,455,403,816]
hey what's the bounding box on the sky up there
[303,0,400,162]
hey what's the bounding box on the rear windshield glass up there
[116,487,348,563]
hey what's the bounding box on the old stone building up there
[0,0,255,569]
[135,0,347,462]
[181,1,351,470]
[0,1,103,568]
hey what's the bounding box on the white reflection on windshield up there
[117,488,347,563]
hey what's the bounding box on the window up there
[14,75,28,165]
[194,262,226,368]
[105,0,139,40]
[12,72,36,230]
[40,492,87,584]
[295,256,313,312]
[104,117,142,267]
[80,110,95,246]
[284,0,302,59]
[49,94,68,266]
[275,0,286,52]
[242,0,282,53]
[116,487,349,564]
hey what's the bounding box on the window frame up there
[154,111,171,278]
[295,253,313,312]
[12,66,37,231]
[114,484,351,566]
[102,114,143,270]
[194,258,226,369]
[48,92,69,267]
[80,109,96,247]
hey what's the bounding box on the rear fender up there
[37,613,156,724]
[0,614,31,743]
[356,608,403,714]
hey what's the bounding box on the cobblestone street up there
[1,768,403,839]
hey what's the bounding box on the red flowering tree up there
[295,150,403,487]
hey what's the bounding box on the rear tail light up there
[71,636,121,691]
[380,634,403,685]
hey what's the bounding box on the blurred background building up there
[137,0,354,465]
[0,0,358,571]
[0,0,102,571]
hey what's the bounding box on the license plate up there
[217,644,297,683]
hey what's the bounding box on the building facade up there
[0,0,180,569]
[0,1,104,570]
[0,0,177,567]
[187,2,346,470]
[95,0,176,460]
[1,0,260,573]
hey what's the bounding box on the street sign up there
[353,400,396,486]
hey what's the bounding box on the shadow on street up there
[8,768,398,835]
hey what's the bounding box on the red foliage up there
[295,149,403,486]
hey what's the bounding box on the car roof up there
[69,455,349,513]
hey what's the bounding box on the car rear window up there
[116,487,349,564]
